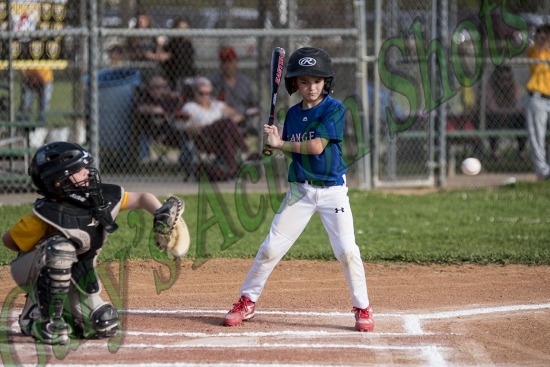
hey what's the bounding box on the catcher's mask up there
[284,47,334,95]
[29,141,118,232]
[29,141,101,200]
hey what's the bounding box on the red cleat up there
[224,296,256,326]
[353,305,375,332]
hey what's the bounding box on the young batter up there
[223,47,374,331]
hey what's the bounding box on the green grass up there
[1,181,550,266]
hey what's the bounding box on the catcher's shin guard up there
[36,236,76,318]
[33,236,77,344]
[36,237,77,318]
[67,251,118,338]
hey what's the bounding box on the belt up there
[295,177,344,187]
[529,91,550,100]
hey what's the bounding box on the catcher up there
[1,141,189,345]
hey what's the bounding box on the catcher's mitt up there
[153,195,190,259]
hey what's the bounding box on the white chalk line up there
[136,341,447,367]
[121,302,550,367]
[403,303,550,335]
[6,302,550,338]
[123,302,550,319]
[5,303,550,367]
[124,330,427,338]
[112,341,443,351]
[124,309,386,317]
[69,338,450,367]
[13,364,381,367]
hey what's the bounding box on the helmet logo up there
[298,57,316,66]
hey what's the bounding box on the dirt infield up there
[1,259,549,366]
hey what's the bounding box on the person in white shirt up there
[180,77,249,180]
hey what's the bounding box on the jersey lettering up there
[289,131,315,142]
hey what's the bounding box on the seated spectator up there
[486,65,527,160]
[446,86,484,159]
[210,46,260,137]
[180,76,249,180]
[132,75,195,179]
[107,44,125,67]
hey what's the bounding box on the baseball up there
[461,157,482,176]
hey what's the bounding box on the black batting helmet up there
[284,47,334,95]
[29,141,98,198]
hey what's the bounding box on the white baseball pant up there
[240,178,370,308]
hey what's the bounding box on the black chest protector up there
[33,184,124,254]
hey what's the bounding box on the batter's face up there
[296,76,325,105]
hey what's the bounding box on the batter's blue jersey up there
[282,95,347,182]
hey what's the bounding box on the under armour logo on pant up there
[335,207,345,213]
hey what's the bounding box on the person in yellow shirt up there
[1,141,186,345]
[19,67,54,147]
[525,24,550,180]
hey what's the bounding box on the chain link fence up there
[371,0,550,187]
[1,0,365,190]
[1,0,549,193]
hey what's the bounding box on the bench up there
[445,129,540,177]
[0,107,85,188]
[0,121,42,185]
[397,127,543,177]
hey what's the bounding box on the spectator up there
[365,71,408,157]
[126,11,167,80]
[485,65,527,160]
[133,76,179,158]
[210,46,260,137]
[19,67,54,147]
[107,44,125,67]
[159,19,196,93]
[367,72,408,126]
[133,75,195,179]
[445,84,483,160]
[525,24,550,180]
[181,76,249,180]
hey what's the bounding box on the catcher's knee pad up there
[43,236,78,268]
[89,304,119,338]
[10,250,42,288]
[36,236,77,318]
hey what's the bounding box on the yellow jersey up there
[21,68,54,85]
[526,46,550,96]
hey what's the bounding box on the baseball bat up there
[262,47,285,156]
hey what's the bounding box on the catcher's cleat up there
[353,305,375,332]
[31,317,70,345]
[223,296,255,326]
[19,296,40,336]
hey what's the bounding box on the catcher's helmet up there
[284,47,334,95]
[29,141,98,198]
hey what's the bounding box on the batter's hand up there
[264,124,281,150]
